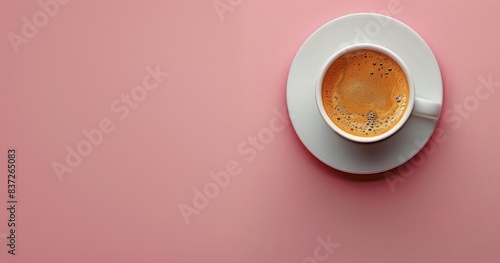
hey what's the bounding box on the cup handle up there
[412,97,441,118]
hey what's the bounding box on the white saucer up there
[286,13,443,174]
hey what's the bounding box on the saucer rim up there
[286,13,443,174]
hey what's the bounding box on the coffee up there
[321,49,409,137]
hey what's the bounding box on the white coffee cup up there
[316,43,441,143]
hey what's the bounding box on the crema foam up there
[321,49,409,137]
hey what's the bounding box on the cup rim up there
[316,43,415,143]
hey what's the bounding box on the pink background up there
[1,0,500,262]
